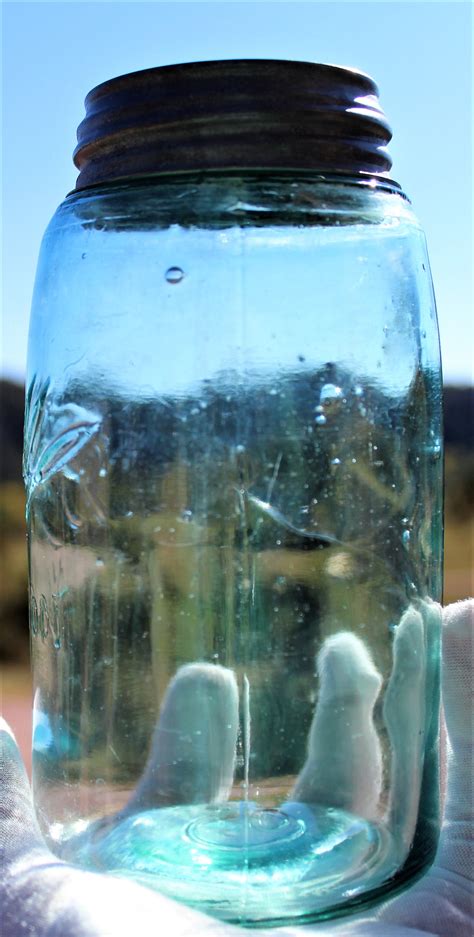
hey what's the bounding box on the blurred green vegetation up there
[1,381,472,667]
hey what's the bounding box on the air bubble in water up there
[331,457,341,466]
[165,266,184,284]
[99,467,107,478]
[402,530,411,547]
[315,414,327,426]
[53,638,61,650]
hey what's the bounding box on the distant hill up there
[1,378,472,664]
[0,381,24,483]
[1,379,472,485]
[444,385,474,448]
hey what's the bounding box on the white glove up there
[1,600,472,936]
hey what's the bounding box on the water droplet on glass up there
[99,467,107,478]
[165,266,184,284]
[315,414,327,426]
[402,530,411,547]
[53,638,61,650]
[331,457,341,466]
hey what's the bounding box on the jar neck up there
[61,172,413,237]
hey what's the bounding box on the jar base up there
[59,800,401,924]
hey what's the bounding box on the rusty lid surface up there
[73,60,393,190]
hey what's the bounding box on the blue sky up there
[2,1,472,385]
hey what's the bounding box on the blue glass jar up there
[24,61,443,925]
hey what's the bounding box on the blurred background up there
[1,1,472,772]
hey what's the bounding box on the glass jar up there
[24,60,443,925]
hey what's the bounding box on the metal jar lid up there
[73,59,393,190]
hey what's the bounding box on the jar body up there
[25,174,443,924]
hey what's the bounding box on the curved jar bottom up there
[56,801,426,925]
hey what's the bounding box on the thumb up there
[437,598,473,878]
[0,717,48,864]
[0,723,234,936]
[379,599,474,936]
